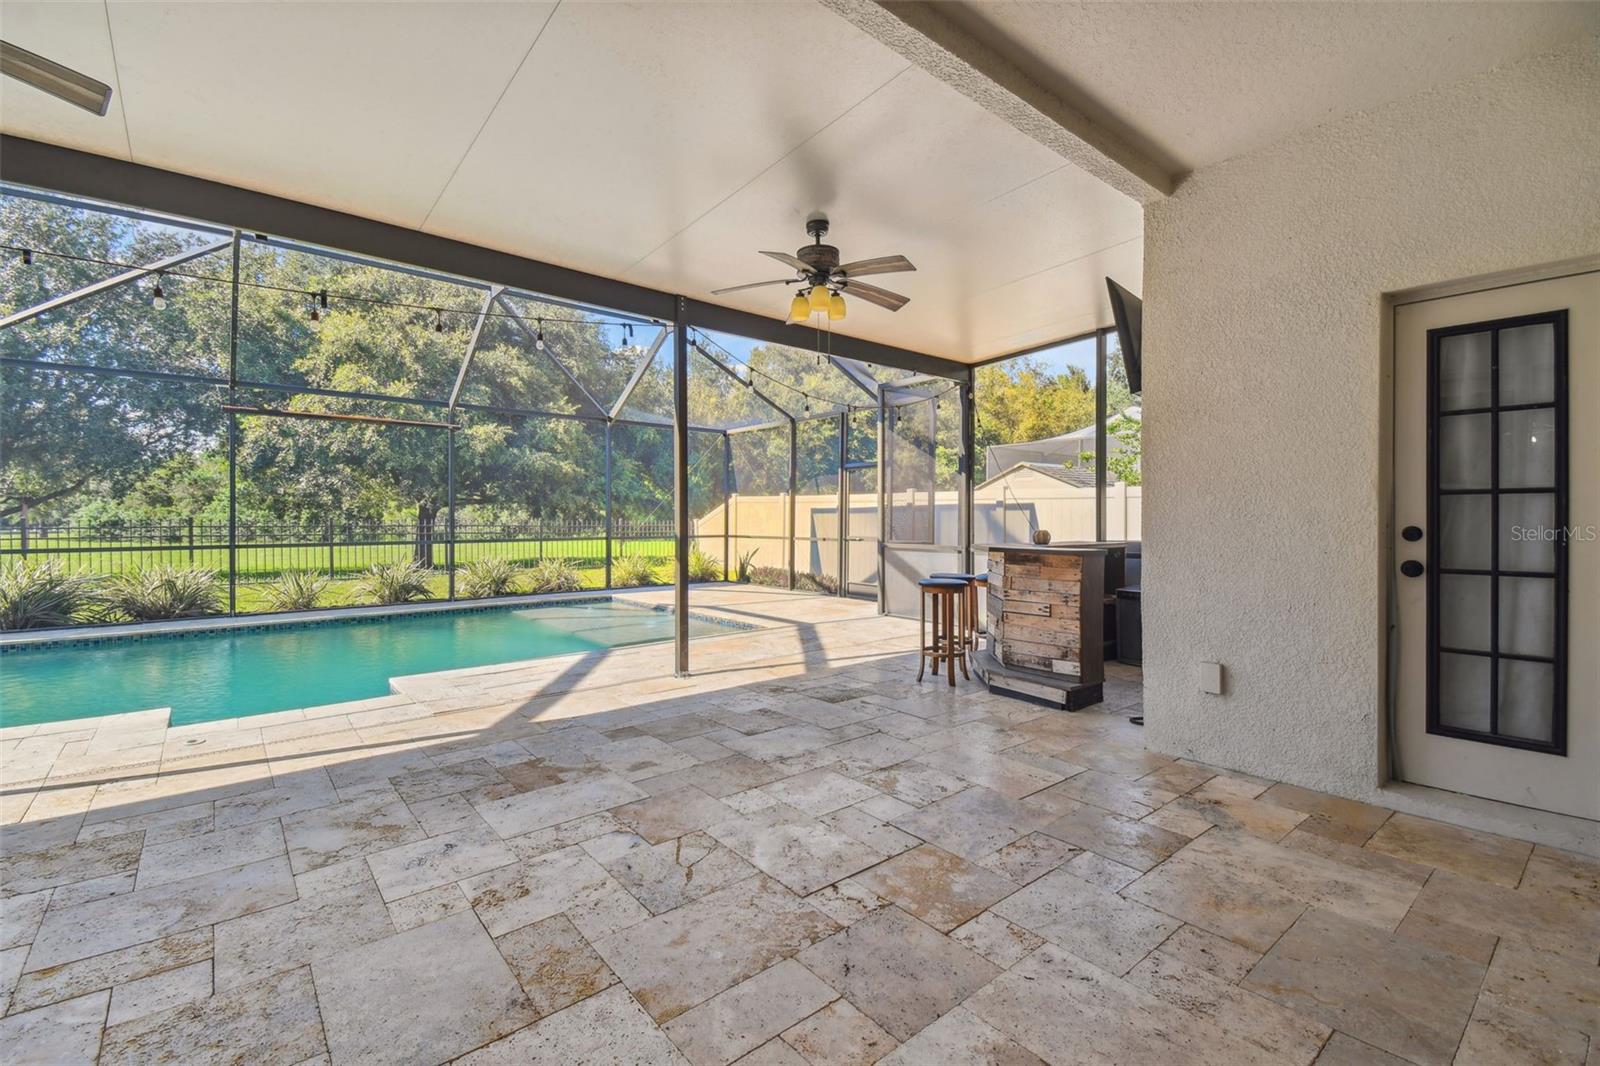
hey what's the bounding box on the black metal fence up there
[0,518,676,581]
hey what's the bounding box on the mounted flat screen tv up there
[1106,277,1142,394]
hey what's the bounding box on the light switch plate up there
[1199,662,1224,695]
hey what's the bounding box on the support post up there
[722,434,732,580]
[1095,329,1107,542]
[961,372,976,573]
[876,389,888,615]
[604,422,614,589]
[446,429,456,599]
[227,230,240,616]
[836,412,848,597]
[672,298,690,676]
[788,417,798,591]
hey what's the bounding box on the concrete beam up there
[818,0,1176,202]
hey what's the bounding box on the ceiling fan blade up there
[710,279,794,295]
[843,279,909,311]
[836,255,916,278]
[0,40,113,116]
[759,250,810,273]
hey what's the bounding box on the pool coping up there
[0,583,742,650]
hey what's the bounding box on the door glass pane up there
[1438,653,1491,732]
[1499,577,1555,658]
[1438,331,1492,411]
[1439,575,1491,651]
[1497,323,1555,406]
[1497,660,1554,743]
[1438,494,1490,570]
[1499,408,1556,488]
[1499,493,1556,572]
[886,395,935,543]
[1439,413,1491,490]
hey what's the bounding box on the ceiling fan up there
[0,40,113,115]
[712,212,914,323]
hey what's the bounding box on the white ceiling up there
[1,2,1591,363]
[936,0,1600,175]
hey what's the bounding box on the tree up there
[1,197,225,526]
[974,356,1095,455]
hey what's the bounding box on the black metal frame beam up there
[1,136,968,381]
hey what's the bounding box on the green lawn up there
[4,536,675,581]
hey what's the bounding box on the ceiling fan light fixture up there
[828,293,846,321]
[788,292,811,323]
[0,40,113,116]
[808,285,831,312]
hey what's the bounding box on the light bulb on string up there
[151,273,167,311]
[308,292,320,322]
[434,308,445,333]
[535,319,546,351]
[21,249,33,267]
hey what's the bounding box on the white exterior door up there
[1393,270,1597,820]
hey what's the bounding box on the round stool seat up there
[918,577,968,589]
[929,572,979,582]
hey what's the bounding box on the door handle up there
[1400,559,1425,578]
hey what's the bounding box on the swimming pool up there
[0,599,735,729]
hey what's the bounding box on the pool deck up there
[2,585,1598,1064]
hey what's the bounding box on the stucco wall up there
[1141,40,1600,800]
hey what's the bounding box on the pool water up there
[0,600,730,728]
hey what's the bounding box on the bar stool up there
[930,572,984,667]
[918,578,969,686]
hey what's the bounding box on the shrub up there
[687,545,723,583]
[105,566,221,621]
[358,561,435,604]
[610,555,660,588]
[262,570,329,612]
[0,560,102,630]
[734,548,761,583]
[459,558,523,598]
[527,558,584,594]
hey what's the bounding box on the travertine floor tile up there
[1123,850,1307,952]
[313,911,535,1066]
[1410,869,1600,960]
[876,1005,1044,1066]
[613,787,737,844]
[593,875,837,1023]
[471,774,646,839]
[280,792,426,873]
[912,746,1064,799]
[1257,783,1392,845]
[1519,845,1600,905]
[760,769,879,817]
[1153,923,1263,983]
[1455,995,1590,1066]
[856,761,969,808]
[797,906,999,1042]
[456,984,688,1065]
[993,867,1180,975]
[1366,813,1532,887]
[0,830,144,896]
[976,832,1081,885]
[584,830,757,914]
[363,824,514,901]
[492,913,617,1019]
[853,844,1015,932]
[134,820,285,889]
[1038,804,1189,871]
[0,990,108,1066]
[708,805,887,896]
[662,959,837,1066]
[1242,908,1484,1065]
[213,875,394,989]
[464,844,647,940]
[950,910,1045,969]
[967,943,1275,1065]
[1479,940,1600,1037]
[1312,1032,1413,1065]
[28,856,295,971]
[781,998,897,1066]
[1127,952,1331,1063]
[890,787,1054,861]
[104,958,210,1026]
[100,967,324,1066]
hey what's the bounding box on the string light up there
[535,319,545,351]
[434,308,445,333]
[151,273,167,310]
[308,292,320,322]
[21,249,32,266]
